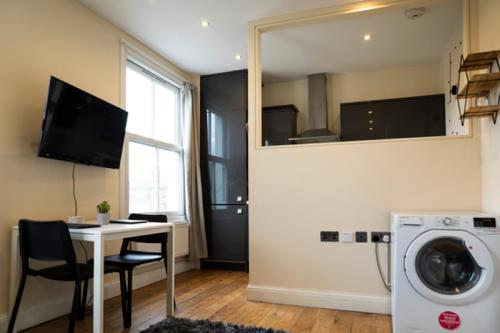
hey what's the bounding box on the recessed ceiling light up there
[235,54,242,60]
[201,20,210,28]
[363,34,372,41]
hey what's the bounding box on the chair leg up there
[7,273,28,333]
[68,281,81,333]
[78,279,89,320]
[118,270,128,328]
[125,269,133,328]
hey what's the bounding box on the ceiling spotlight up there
[235,54,242,60]
[363,34,372,41]
[201,20,210,28]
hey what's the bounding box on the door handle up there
[237,208,243,214]
[236,196,243,202]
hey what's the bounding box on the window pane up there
[129,142,157,213]
[154,83,178,144]
[126,67,154,138]
[159,149,181,212]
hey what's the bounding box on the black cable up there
[72,163,89,263]
[72,163,78,216]
[375,243,392,292]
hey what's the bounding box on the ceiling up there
[78,0,461,79]
[262,0,462,82]
[77,0,363,75]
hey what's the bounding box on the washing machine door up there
[405,229,494,305]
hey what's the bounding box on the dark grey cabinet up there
[200,70,248,271]
[340,94,445,141]
[262,105,298,146]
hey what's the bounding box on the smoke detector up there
[405,7,426,19]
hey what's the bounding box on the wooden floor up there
[23,270,392,333]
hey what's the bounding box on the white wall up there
[0,0,195,330]
[248,3,483,314]
[262,79,309,133]
[440,21,468,136]
[476,0,500,215]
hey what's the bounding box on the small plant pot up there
[97,213,110,225]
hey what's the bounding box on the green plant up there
[96,201,111,214]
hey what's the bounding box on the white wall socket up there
[340,231,354,243]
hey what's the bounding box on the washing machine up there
[391,212,500,333]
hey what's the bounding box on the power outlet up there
[371,232,391,243]
[321,231,339,242]
[355,231,368,243]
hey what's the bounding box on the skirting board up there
[0,259,198,333]
[246,284,391,315]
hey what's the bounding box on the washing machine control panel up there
[474,217,497,228]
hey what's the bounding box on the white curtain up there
[182,83,208,259]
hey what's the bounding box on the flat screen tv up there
[38,76,128,169]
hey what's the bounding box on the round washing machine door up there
[405,230,494,305]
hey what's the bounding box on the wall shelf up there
[456,51,500,125]
[459,51,500,72]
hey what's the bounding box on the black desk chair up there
[7,220,127,333]
[95,213,170,328]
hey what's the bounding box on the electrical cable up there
[72,163,89,263]
[375,242,392,292]
[72,163,78,216]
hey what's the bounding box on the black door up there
[204,205,248,262]
[415,237,482,295]
[200,70,248,271]
[203,105,247,205]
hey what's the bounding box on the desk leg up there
[93,236,104,333]
[9,229,20,333]
[166,226,175,316]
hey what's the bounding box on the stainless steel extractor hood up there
[288,73,340,144]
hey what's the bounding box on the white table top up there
[12,221,174,235]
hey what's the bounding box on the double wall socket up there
[371,232,391,243]
[320,231,339,242]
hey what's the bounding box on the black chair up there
[95,213,170,328]
[7,220,127,333]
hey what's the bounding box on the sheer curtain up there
[182,83,208,260]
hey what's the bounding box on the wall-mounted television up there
[38,76,128,169]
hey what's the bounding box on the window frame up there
[120,42,187,221]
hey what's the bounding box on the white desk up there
[10,222,175,333]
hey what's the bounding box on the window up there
[125,59,184,218]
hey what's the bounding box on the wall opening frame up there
[248,0,474,150]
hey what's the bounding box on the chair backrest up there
[18,220,77,273]
[120,214,168,255]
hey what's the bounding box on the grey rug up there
[140,317,287,333]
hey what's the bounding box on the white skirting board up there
[0,259,198,333]
[246,284,391,315]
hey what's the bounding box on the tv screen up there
[38,77,128,169]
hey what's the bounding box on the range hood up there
[288,73,340,144]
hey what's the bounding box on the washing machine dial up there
[442,217,453,225]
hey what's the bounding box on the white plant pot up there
[97,213,110,225]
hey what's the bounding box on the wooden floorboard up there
[21,270,392,333]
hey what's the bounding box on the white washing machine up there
[392,212,500,333]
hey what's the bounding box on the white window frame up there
[120,41,187,221]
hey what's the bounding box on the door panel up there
[202,106,247,205]
[205,205,248,262]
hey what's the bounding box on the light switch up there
[340,231,354,243]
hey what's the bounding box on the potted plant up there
[96,201,111,225]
